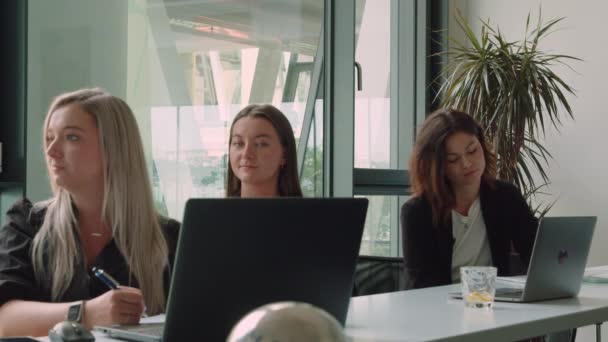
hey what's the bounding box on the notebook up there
[95,197,368,341]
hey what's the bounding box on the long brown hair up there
[226,104,303,197]
[409,109,497,227]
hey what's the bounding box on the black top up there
[400,180,538,290]
[0,198,180,306]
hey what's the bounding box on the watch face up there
[67,303,82,322]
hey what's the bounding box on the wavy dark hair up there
[409,109,497,227]
[226,104,303,197]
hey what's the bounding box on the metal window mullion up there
[415,0,428,127]
[323,0,355,197]
[391,0,418,257]
[18,0,27,198]
[389,0,399,171]
[390,0,400,257]
[297,28,323,177]
[428,0,449,110]
[398,1,418,169]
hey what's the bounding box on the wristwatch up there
[67,300,85,323]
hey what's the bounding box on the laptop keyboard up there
[495,287,524,298]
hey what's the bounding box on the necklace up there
[460,216,471,230]
[78,215,107,237]
[454,198,481,230]
[88,226,106,237]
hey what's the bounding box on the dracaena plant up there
[437,10,580,213]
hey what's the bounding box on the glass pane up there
[358,195,404,257]
[27,0,324,217]
[354,0,391,169]
[147,0,323,217]
[27,0,325,214]
[135,0,324,217]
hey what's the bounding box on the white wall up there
[451,1,608,340]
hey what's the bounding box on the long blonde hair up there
[31,88,169,314]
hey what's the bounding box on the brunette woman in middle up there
[226,104,303,198]
[401,109,538,289]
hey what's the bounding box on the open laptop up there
[451,216,596,303]
[95,198,368,341]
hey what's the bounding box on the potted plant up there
[437,10,580,209]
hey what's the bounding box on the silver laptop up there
[94,198,368,341]
[95,323,164,342]
[452,216,596,303]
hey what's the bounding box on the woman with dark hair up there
[401,109,538,289]
[226,104,303,197]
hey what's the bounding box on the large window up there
[355,0,400,257]
[26,0,439,257]
[353,0,430,257]
[26,0,324,219]
[138,1,325,218]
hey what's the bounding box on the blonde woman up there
[0,88,179,337]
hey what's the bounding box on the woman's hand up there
[83,286,145,328]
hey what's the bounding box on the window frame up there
[296,0,448,257]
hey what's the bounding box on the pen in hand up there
[92,266,120,290]
[91,266,148,317]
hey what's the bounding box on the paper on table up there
[583,266,608,283]
[140,314,165,324]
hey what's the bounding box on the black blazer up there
[0,198,180,306]
[400,180,538,289]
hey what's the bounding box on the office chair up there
[352,255,406,297]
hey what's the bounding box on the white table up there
[37,281,608,342]
[345,282,608,341]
